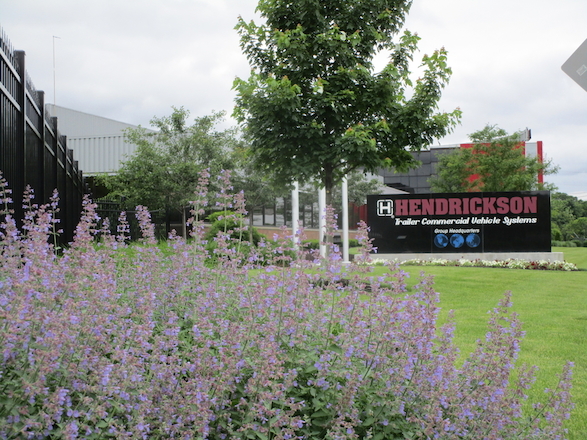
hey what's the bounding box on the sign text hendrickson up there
[367,191,551,253]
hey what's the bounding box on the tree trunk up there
[323,166,335,248]
[248,209,254,243]
[182,206,187,240]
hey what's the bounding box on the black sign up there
[367,191,551,253]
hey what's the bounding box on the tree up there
[100,108,238,236]
[330,170,386,212]
[568,217,587,241]
[233,0,461,209]
[551,192,587,241]
[231,146,289,241]
[430,125,558,193]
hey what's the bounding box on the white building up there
[46,104,152,175]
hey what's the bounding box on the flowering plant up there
[366,257,579,271]
[0,171,574,439]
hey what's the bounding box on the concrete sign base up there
[372,252,564,263]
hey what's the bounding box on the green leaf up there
[328,344,343,354]
[311,409,329,418]
[255,432,269,440]
[362,417,375,427]
[233,0,460,195]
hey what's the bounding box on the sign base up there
[371,252,564,263]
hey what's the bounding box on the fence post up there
[13,51,27,226]
[38,90,48,201]
[1,31,86,246]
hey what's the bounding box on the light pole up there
[52,36,60,105]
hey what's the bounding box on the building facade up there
[379,142,544,194]
[46,104,148,175]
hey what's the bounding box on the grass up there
[555,246,587,269]
[365,246,586,439]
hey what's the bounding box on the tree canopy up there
[100,107,238,216]
[233,0,461,206]
[429,125,558,193]
[551,191,587,241]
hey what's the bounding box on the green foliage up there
[552,240,578,247]
[393,257,587,438]
[430,124,558,193]
[99,108,238,214]
[207,210,236,224]
[552,192,587,241]
[205,210,264,245]
[568,217,587,241]
[214,343,422,440]
[428,147,474,193]
[302,239,320,250]
[202,210,296,267]
[467,124,508,143]
[233,0,461,205]
[303,238,359,251]
[331,170,387,213]
[552,223,563,241]
[0,173,579,439]
[230,146,291,223]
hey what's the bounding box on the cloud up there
[2,0,586,197]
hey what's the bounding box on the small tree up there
[551,192,587,241]
[430,125,558,193]
[233,0,461,210]
[100,108,238,236]
[567,217,587,241]
[231,147,290,241]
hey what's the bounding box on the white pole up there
[52,36,60,105]
[291,181,300,247]
[342,175,350,263]
[319,187,326,258]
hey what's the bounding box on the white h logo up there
[377,199,394,217]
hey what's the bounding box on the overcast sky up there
[2,0,586,199]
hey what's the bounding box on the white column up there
[341,174,350,263]
[291,181,300,247]
[319,187,326,258]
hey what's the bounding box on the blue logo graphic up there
[434,234,449,248]
[466,233,481,248]
[450,234,464,248]
[435,233,482,249]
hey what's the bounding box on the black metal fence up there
[95,197,166,241]
[1,28,85,245]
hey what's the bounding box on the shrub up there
[302,238,359,250]
[205,210,265,245]
[552,240,577,248]
[552,224,563,241]
[302,238,320,250]
[0,171,575,439]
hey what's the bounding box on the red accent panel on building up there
[537,141,544,184]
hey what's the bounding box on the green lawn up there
[556,246,587,270]
[375,247,587,439]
